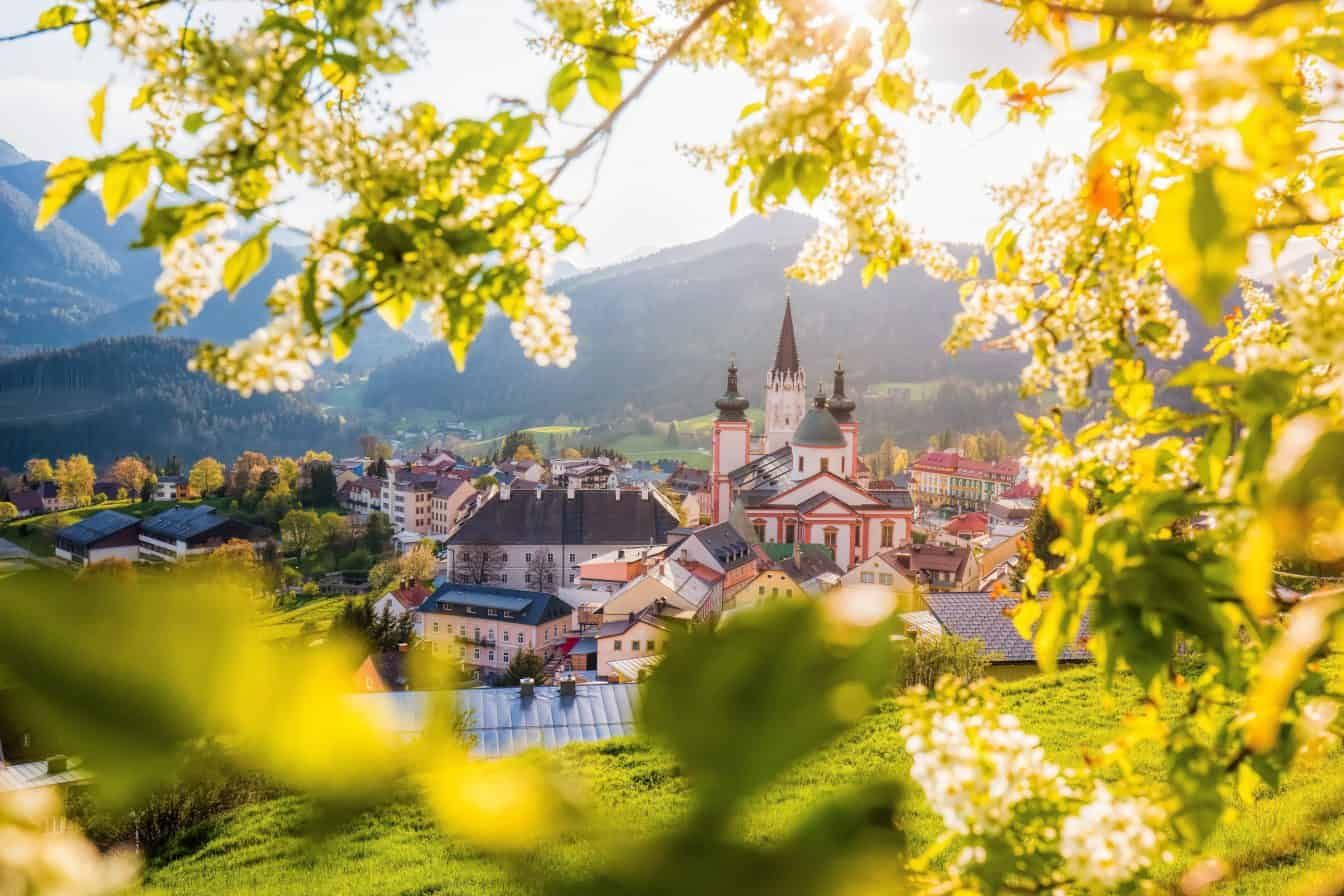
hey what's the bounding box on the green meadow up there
[145,660,1344,896]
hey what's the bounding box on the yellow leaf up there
[1085,157,1121,217]
[222,228,271,297]
[72,20,90,47]
[1236,520,1276,620]
[1152,166,1255,321]
[88,84,106,144]
[101,154,153,224]
[35,157,89,230]
[374,290,415,330]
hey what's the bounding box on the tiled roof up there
[912,452,1018,478]
[448,489,678,546]
[772,543,844,583]
[417,583,571,627]
[923,592,1091,664]
[883,542,971,575]
[680,561,725,584]
[351,683,640,757]
[385,583,432,611]
[10,490,44,513]
[55,510,139,546]
[944,512,990,536]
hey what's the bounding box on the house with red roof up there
[910,451,1020,512]
[371,580,434,620]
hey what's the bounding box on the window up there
[820,457,829,474]
[647,640,656,651]
[488,651,494,662]
[474,627,480,641]
[473,648,480,659]
[785,522,796,544]
[753,520,766,541]
[631,641,640,651]
[547,553,554,562]
[569,553,576,562]
[759,585,765,595]
[525,552,532,562]
[881,522,894,548]
[488,608,497,617]
[860,572,874,584]
[517,633,524,644]
[879,573,894,586]
[501,573,508,583]
[433,621,440,632]
[798,456,805,473]
[501,553,508,562]
[503,651,509,663]
[824,528,837,552]
[614,640,622,651]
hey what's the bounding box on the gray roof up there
[55,510,139,546]
[448,489,678,547]
[350,683,640,757]
[140,504,227,540]
[870,488,915,510]
[728,447,792,489]
[923,592,1092,664]
[792,404,846,448]
[688,521,754,571]
[0,759,90,792]
[417,583,571,626]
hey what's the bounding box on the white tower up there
[764,295,807,453]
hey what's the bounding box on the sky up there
[0,1,1094,268]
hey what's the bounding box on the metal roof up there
[55,510,139,546]
[416,583,571,626]
[141,504,226,540]
[0,759,90,792]
[923,592,1092,664]
[351,683,640,757]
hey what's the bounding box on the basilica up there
[710,297,914,571]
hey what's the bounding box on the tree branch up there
[0,0,175,43]
[983,0,1315,25]
[544,0,737,188]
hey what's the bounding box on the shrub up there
[894,634,989,691]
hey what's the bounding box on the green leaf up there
[101,154,153,224]
[1152,166,1254,320]
[792,154,828,203]
[35,157,90,230]
[641,599,894,815]
[547,62,581,113]
[330,318,359,362]
[952,84,981,126]
[758,155,794,206]
[222,225,274,297]
[88,84,106,144]
[183,111,208,134]
[585,60,622,112]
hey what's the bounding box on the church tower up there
[763,294,807,454]
[827,357,859,480]
[710,357,751,524]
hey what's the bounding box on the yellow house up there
[839,552,927,613]
[726,568,805,613]
[595,610,679,679]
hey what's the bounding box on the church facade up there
[709,298,914,571]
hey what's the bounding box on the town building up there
[442,481,680,590]
[429,477,480,536]
[153,475,185,502]
[380,469,437,534]
[339,476,384,518]
[53,510,142,566]
[910,451,1020,513]
[649,521,759,619]
[706,298,914,571]
[550,459,618,490]
[841,541,979,597]
[138,504,265,562]
[353,650,411,692]
[414,583,573,679]
[594,605,681,679]
[370,581,433,620]
[11,482,64,517]
[920,591,1091,674]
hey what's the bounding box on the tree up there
[161,455,182,477]
[666,421,680,447]
[0,503,17,523]
[54,454,95,506]
[109,456,153,496]
[471,474,498,492]
[455,545,503,586]
[525,550,558,593]
[280,509,323,559]
[368,457,389,479]
[230,452,270,496]
[189,457,226,497]
[400,542,439,583]
[364,512,393,557]
[358,434,381,458]
[500,651,545,686]
[302,463,339,508]
[23,458,53,484]
[496,431,535,464]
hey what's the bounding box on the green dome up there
[792,390,847,447]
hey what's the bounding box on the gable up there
[761,473,879,510]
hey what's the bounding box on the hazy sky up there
[0,1,1092,267]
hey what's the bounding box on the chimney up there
[500,482,512,501]
[46,755,67,774]
[641,482,651,500]
[614,484,621,501]
[567,481,576,500]
[398,642,409,653]
[617,549,625,559]
[535,484,543,500]
[520,677,535,698]
[559,675,577,698]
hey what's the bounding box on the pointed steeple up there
[772,293,801,374]
[828,356,855,422]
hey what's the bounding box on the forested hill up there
[0,337,352,467]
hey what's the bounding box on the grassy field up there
[863,381,944,401]
[253,596,350,643]
[144,661,1344,895]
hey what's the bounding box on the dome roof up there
[792,390,847,448]
[715,358,750,420]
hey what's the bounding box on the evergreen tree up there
[364,511,393,556]
[666,422,680,447]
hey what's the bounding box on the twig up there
[982,0,1314,26]
[0,0,175,43]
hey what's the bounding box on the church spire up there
[772,293,801,374]
[715,355,750,421]
[828,356,855,422]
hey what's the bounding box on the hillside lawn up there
[253,596,350,642]
[145,658,1344,896]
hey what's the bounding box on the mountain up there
[0,337,353,468]
[0,140,416,368]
